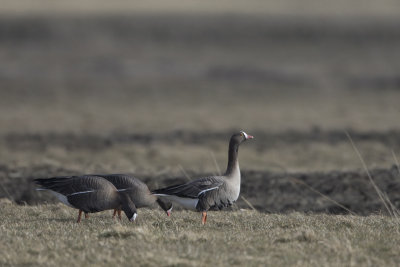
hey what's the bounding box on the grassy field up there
[1,203,400,266]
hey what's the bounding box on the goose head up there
[156,198,173,216]
[232,131,254,144]
[120,193,138,222]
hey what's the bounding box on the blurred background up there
[1,0,400,213]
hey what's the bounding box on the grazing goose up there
[34,176,137,223]
[153,131,254,224]
[88,174,173,219]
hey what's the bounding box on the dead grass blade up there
[382,191,400,217]
[209,151,221,176]
[0,182,13,202]
[345,131,396,217]
[290,177,357,215]
[240,196,258,212]
[177,165,191,181]
[392,150,400,175]
[389,150,400,217]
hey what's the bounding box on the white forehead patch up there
[240,131,249,139]
[130,213,137,221]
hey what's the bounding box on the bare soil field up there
[1,131,400,215]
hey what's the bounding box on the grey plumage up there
[154,176,225,210]
[153,131,254,224]
[89,174,172,214]
[34,176,137,222]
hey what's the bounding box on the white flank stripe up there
[153,194,169,197]
[117,188,130,192]
[67,190,95,196]
[197,186,219,196]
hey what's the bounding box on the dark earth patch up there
[2,163,400,215]
[3,129,400,151]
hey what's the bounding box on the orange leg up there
[112,209,117,219]
[85,213,89,219]
[117,209,122,220]
[77,210,83,223]
[201,212,207,225]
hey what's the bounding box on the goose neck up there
[225,140,240,176]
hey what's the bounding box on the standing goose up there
[34,176,137,223]
[88,174,173,219]
[153,131,254,224]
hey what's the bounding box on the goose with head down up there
[34,176,137,223]
[153,131,254,224]
[88,174,173,219]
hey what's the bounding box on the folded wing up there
[153,176,224,199]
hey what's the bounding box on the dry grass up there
[1,203,400,266]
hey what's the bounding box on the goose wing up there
[34,175,116,196]
[153,176,224,199]
[89,174,147,191]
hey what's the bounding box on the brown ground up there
[2,132,400,215]
[1,8,400,216]
[2,3,400,266]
